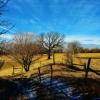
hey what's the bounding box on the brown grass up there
[0,53,100,79]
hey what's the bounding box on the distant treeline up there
[80,48,100,53]
[0,47,100,56]
[0,50,8,55]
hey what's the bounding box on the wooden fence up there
[11,57,100,80]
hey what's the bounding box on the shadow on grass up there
[0,76,100,100]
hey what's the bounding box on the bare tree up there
[65,51,73,65]
[65,41,82,65]
[0,0,12,35]
[9,33,41,72]
[40,32,64,59]
[67,41,81,55]
[0,0,11,69]
[0,0,13,54]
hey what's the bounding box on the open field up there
[0,53,100,79]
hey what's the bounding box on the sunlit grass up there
[0,53,100,79]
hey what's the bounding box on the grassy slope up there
[0,53,100,78]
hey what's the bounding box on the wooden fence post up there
[38,67,41,83]
[21,66,23,73]
[85,58,91,79]
[53,52,55,64]
[62,57,64,63]
[12,66,14,75]
[50,64,53,85]
[84,63,86,71]
[40,61,41,67]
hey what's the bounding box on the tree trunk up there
[48,49,51,59]
[23,65,30,72]
[53,51,55,64]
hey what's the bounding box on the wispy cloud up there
[31,15,41,22]
[6,0,100,41]
[0,26,15,33]
[0,26,15,40]
[65,34,100,45]
[0,34,13,40]
[12,5,23,14]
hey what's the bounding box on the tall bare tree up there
[0,0,12,35]
[0,0,10,69]
[9,33,41,72]
[40,32,64,59]
[65,41,82,65]
[67,41,81,55]
[0,0,13,54]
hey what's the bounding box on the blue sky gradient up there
[1,0,100,47]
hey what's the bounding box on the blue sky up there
[1,0,100,47]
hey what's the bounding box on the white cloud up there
[0,34,13,40]
[65,34,100,45]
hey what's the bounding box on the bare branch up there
[8,33,41,72]
[40,32,64,59]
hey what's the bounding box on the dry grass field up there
[0,53,100,79]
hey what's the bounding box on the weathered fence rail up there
[76,57,100,79]
[10,59,100,80]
